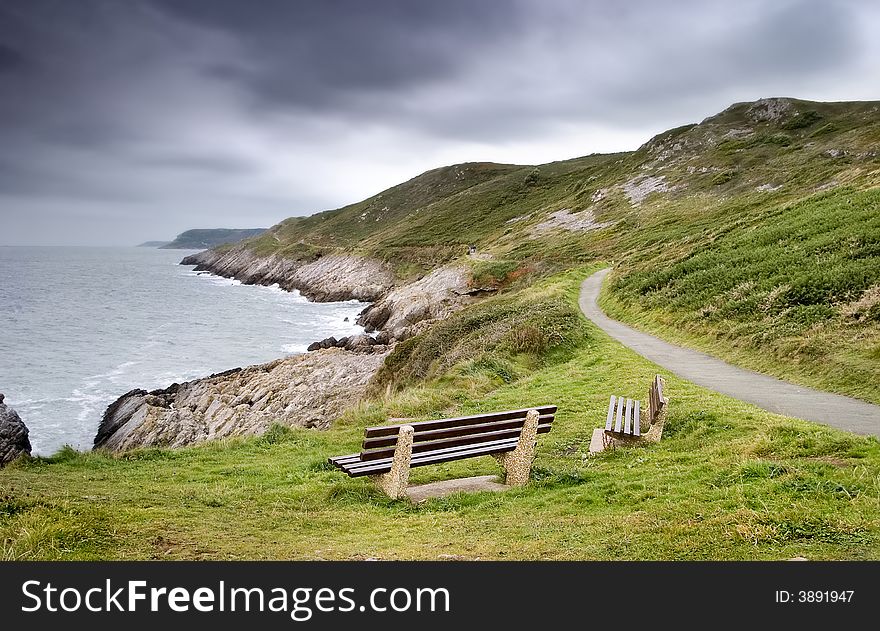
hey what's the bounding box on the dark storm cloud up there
[134,153,259,174]
[0,0,877,245]
[0,42,25,72]
[156,0,524,107]
[144,0,868,140]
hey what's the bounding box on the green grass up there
[372,274,587,393]
[602,187,880,403]
[3,270,879,560]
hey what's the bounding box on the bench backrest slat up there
[648,375,667,423]
[624,398,633,434]
[362,414,555,450]
[363,406,557,438]
[360,423,553,462]
[633,399,641,436]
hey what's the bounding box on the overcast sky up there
[0,0,878,245]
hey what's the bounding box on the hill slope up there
[195,97,880,402]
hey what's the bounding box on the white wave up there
[281,343,309,354]
[70,386,111,423]
[88,360,139,380]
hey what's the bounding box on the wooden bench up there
[590,375,668,453]
[329,406,557,498]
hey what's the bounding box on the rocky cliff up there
[93,246,480,452]
[181,246,394,302]
[183,244,479,344]
[94,347,390,452]
[0,393,31,466]
[357,266,476,335]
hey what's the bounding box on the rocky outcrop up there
[307,334,382,352]
[181,246,394,302]
[110,250,485,453]
[0,393,31,466]
[185,244,478,347]
[93,347,390,452]
[357,266,475,337]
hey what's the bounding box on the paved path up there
[580,269,880,436]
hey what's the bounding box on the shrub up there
[711,170,736,185]
[522,168,541,187]
[507,325,549,354]
[811,122,838,137]
[470,259,522,288]
[782,110,823,130]
[766,133,792,146]
[370,280,588,392]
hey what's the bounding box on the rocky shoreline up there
[94,347,390,452]
[93,245,481,453]
[181,246,394,303]
[183,245,479,343]
[0,393,31,466]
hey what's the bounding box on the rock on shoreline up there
[181,246,394,303]
[93,347,390,452]
[0,393,31,466]
[184,245,479,345]
[356,266,476,335]
[90,247,482,453]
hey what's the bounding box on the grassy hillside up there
[3,270,879,560]
[239,97,880,399]
[603,187,880,403]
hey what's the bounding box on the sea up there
[0,246,369,455]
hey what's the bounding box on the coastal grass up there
[3,269,879,560]
[602,187,880,404]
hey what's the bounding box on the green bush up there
[811,122,838,137]
[371,279,589,392]
[711,170,737,185]
[763,133,792,146]
[782,110,823,130]
[523,168,541,187]
[470,259,522,288]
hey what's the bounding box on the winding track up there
[579,268,880,437]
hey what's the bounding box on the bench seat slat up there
[605,396,616,431]
[614,396,624,433]
[361,414,554,450]
[330,405,556,482]
[605,398,644,437]
[329,453,360,465]
[360,422,551,461]
[363,406,557,438]
[603,375,665,438]
[341,438,521,477]
[337,436,521,474]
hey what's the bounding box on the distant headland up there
[138,228,267,250]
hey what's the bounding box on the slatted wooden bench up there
[329,405,557,498]
[590,375,668,453]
